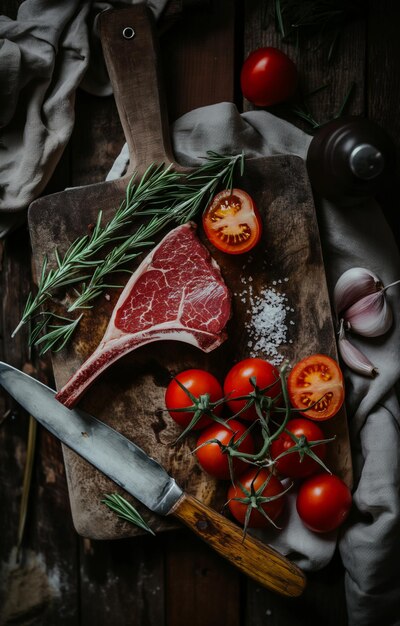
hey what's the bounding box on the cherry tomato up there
[240,47,298,107]
[165,369,223,430]
[223,358,281,421]
[270,418,327,479]
[196,419,255,480]
[227,468,286,528]
[202,188,262,255]
[288,354,345,421]
[296,473,352,533]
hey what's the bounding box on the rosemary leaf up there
[102,493,155,535]
[275,0,286,37]
[334,81,356,119]
[12,164,181,339]
[268,0,365,61]
[34,314,83,356]
[288,81,355,130]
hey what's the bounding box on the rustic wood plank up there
[246,550,347,626]
[72,91,124,186]
[1,0,23,18]
[0,2,79,613]
[160,0,235,121]
[79,534,165,626]
[0,230,32,624]
[367,0,400,244]
[0,226,79,625]
[165,530,241,626]
[367,0,400,145]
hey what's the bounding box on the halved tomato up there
[288,354,344,421]
[202,188,262,254]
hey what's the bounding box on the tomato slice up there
[202,188,262,254]
[288,354,344,421]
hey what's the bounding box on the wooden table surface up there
[1,1,399,625]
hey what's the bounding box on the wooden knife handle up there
[98,4,177,174]
[170,494,306,597]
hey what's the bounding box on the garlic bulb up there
[338,324,377,378]
[333,267,381,315]
[343,290,393,337]
[334,267,400,376]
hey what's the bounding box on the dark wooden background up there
[1,1,399,624]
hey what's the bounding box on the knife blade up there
[0,361,306,597]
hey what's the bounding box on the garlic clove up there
[343,291,393,337]
[333,267,381,315]
[338,325,378,377]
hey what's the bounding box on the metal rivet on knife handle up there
[122,26,135,39]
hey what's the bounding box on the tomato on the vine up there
[288,354,345,421]
[270,418,327,479]
[296,473,352,533]
[202,188,262,255]
[165,369,223,430]
[223,358,281,421]
[227,468,286,528]
[195,419,255,480]
[240,47,298,107]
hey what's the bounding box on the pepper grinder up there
[306,116,395,200]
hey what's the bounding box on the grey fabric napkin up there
[0,0,167,237]
[2,1,400,623]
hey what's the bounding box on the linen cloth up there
[0,0,167,237]
[2,2,400,624]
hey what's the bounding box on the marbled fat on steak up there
[55,222,231,408]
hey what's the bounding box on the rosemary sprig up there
[288,81,356,130]
[267,0,365,62]
[102,493,154,535]
[12,163,181,338]
[20,151,244,354]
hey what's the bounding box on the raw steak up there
[55,222,231,408]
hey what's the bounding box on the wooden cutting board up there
[28,4,352,539]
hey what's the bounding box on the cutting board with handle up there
[28,4,352,540]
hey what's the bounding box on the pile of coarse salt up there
[236,276,294,365]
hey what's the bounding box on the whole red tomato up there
[165,369,223,430]
[270,418,327,479]
[296,473,352,533]
[240,47,298,107]
[223,358,281,421]
[196,419,255,480]
[202,188,262,255]
[228,468,286,528]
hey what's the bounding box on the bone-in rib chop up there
[55,222,231,408]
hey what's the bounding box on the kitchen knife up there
[0,361,306,597]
